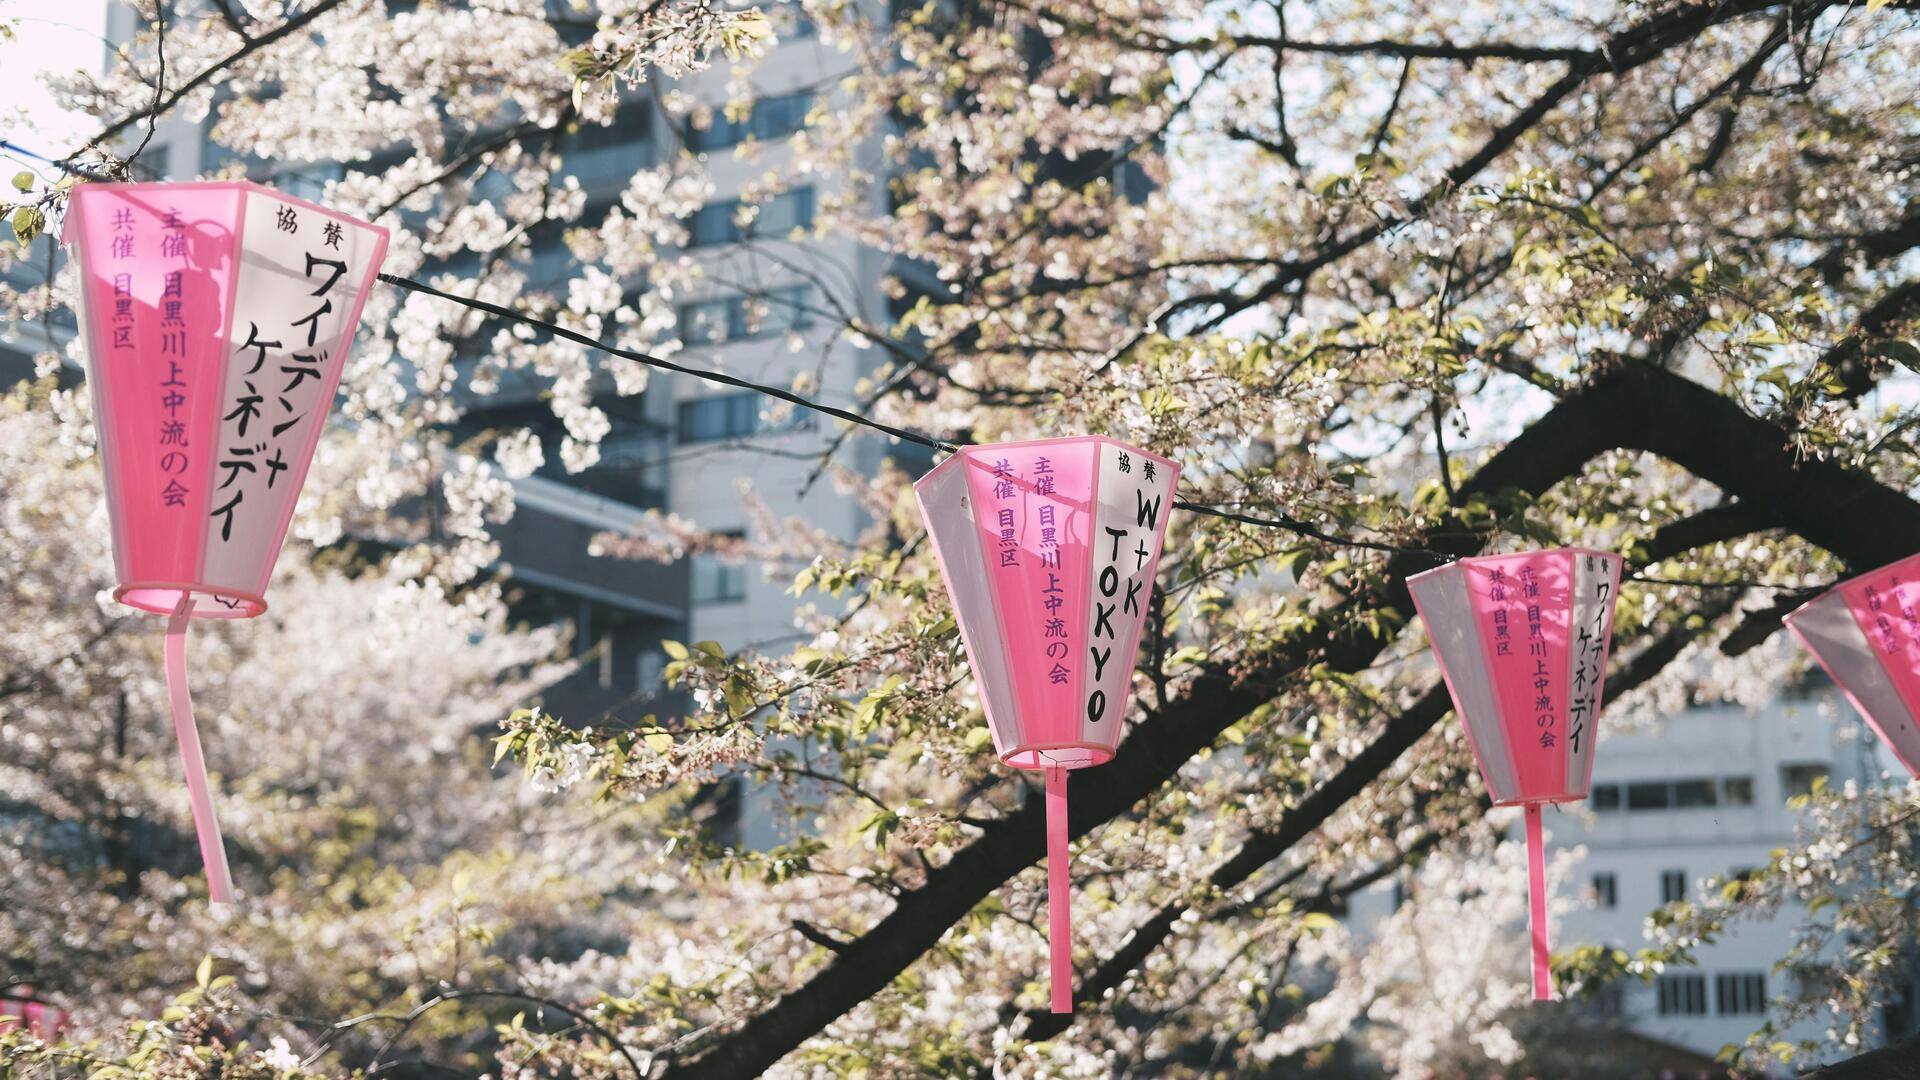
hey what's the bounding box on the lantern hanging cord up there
[0,145,1827,584]
[377,273,1459,561]
[374,274,1822,586]
[379,272,964,456]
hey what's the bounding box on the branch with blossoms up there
[1561,781,1920,1072]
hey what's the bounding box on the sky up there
[0,0,109,172]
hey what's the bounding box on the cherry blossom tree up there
[4,0,1920,1075]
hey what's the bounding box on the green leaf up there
[11,171,34,193]
[195,954,213,989]
[963,726,993,753]
[10,205,44,247]
[661,639,689,661]
[1298,912,1338,933]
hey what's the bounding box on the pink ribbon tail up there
[1525,803,1550,1001]
[1045,765,1072,1014]
[165,598,234,903]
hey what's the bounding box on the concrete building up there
[1340,678,1919,1071]
[3,1,918,845]
[1562,681,1916,1067]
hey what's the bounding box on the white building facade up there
[1560,685,1912,1067]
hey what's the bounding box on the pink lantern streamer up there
[1523,803,1549,999]
[916,436,1179,1014]
[1408,547,1623,1001]
[1783,552,1920,778]
[165,597,233,901]
[64,182,388,901]
[1045,765,1072,1013]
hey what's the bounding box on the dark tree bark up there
[661,356,1920,1078]
[1810,1034,1920,1080]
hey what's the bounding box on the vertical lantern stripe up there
[68,236,134,585]
[1471,552,1573,800]
[1787,588,1920,776]
[1075,440,1178,767]
[202,189,389,599]
[1563,550,1621,796]
[960,441,1099,762]
[917,458,1027,752]
[1409,563,1521,803]
[67,184,246,599]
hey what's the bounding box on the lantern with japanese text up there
[1407,548,1623,1001]
[64,181,389,902]
[915,436,1179,1013]
[1783,553,1920,778]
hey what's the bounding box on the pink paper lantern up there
[1407,548,1623,1000]
[64,181,389,902]
[0,987,68,1040]
[1783,553,1920,778]
[915,436,1180,1013]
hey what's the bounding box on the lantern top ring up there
[115,582,266,620]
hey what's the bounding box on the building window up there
[678,285,811,346]
[1674,779,1717,808]
[691,532,748,605]
[687,90,813,151]
[1722,775,1755,805]
[1716,972,1767,1016]
[686,187,815,247]
[1627,782,1671,811]
[1781,762,1830,800]
[1607,776,1748,812]
[562,108,652,189]
[1660,869,1688,904]
[1657,973,1709,1016]
[676,391,814,443]
[1591,872,1617,909]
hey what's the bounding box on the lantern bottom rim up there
[116,582,266,620]
[1000,742,1115,771]
[1489,792,1589,809]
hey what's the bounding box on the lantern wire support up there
[0,146,1825,587]
[349,278,1838,590]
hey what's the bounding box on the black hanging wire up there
[380,272,961,455]
[384,274,1799,589]
[3,147,1814,590]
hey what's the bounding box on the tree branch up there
[80,0,352,153]
[1808,1032,1920,1080]
[660,355,1920,1077]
